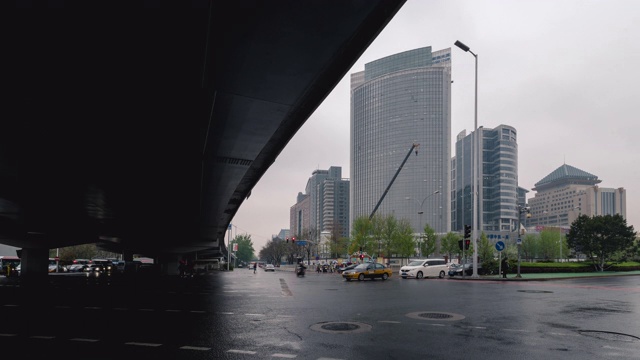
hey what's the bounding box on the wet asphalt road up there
[0,269,639,359]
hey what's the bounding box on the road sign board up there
[516,237,522,245]
[495,241,505,252]
[296,240,307,246]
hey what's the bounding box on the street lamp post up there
[406,190,441,257]
[454,40,479,277]
[516,205,530,278]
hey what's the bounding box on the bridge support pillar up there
[19,247,49,282]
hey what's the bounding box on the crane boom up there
[369,143,419,220]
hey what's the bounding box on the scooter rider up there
[296,257,306,275]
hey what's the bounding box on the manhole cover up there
[420,313,453,319]
[322,323,359,331]
[310,321,372,334]
[518,290,553,293]
[579,330,640,342]
[406,312,465,321]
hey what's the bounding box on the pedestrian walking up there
[501,257,509,278]
[253,262,257,274]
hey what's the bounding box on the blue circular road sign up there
[495,241,505,252]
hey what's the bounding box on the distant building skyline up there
[350,46,451,235]
[289,166,350,242]
[527,164,626,228]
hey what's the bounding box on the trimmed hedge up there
[518,261,640,273]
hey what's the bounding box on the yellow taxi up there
[342,262,392,281]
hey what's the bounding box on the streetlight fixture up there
[406,190,441,257]
[454,39,479,277]
[515,205,531,278]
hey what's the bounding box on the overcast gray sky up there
[232,0,640,251]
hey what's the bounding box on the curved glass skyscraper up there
[350,47,451,235]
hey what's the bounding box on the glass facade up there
[350,47,451,235]
[453,125,519,234]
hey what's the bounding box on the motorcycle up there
[296,265,306,277]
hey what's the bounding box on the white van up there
[399,258,449,279]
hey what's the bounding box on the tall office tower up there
[291,166,350,240]
[528,164,626,227]
[350,47,451,235]
[453,125,525,236]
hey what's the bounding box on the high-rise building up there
[350,46,451,235]
[290,192,310,239]
[290,166,349,240]
[528,164,626,227]
[453,125,524,236]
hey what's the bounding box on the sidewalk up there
[450,270,640,281]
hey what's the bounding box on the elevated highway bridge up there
[2,0,406,279]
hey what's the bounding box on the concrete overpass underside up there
[2,1,405,277]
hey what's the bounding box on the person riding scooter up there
[296,258,306,276]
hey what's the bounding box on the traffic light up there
[465,239,471,249]
[464,225,471,240]
[291,237,296,243]
[360,254,364,260]
[286,237,289,243]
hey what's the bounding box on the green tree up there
[58,244,97,263]
[232,234,255,264]
[478,232,497,274]
[421,223,437,258]
[350,216,372,256]
[395,219,415,259]
[567,214,636,271]
[379,214,399,261]
[329,224,349,259]
[258,238,287,265]
[539,229,558,261]
[520,233,539,262]
[440,232,461,262]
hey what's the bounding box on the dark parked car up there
[337,264,357,274]
[448,263,493,277]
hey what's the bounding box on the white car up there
[399,259,448,279]
[264,264,275,272]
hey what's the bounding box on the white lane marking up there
[30,336,55,339]
[603,345,635,351]
[548,332,580,337]
[180,346,211,351]
[3,304,18,307]
[277,315,294,318]
[378,321,401,324]
[70,338,99,342]
[461,326,486,330]
[317,358,345,360]
[190,310,206,314]
[503,328,530,332]
[125,342,163,347]
[217,312,234,315]
[227,349,257,354]
[272,353,296,358]
[245,313,263,316]
[0,333,18,337]
[418,323,446,327]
